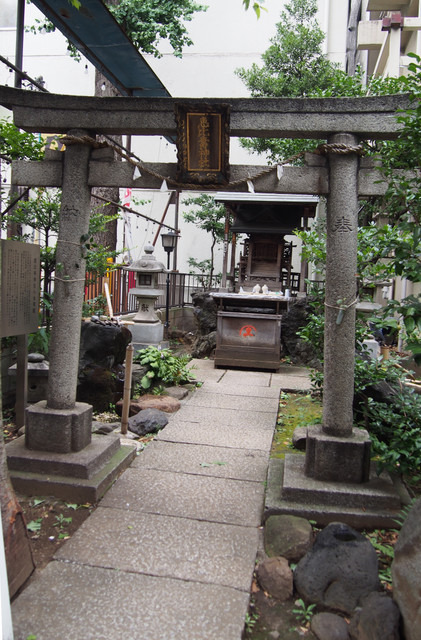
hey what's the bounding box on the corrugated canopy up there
[30,0,170,97]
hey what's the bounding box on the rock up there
[77,321,132,411]
[116,394,181,417]
[128,408,168,436]
[131,363,148,388]
[191,331,217,359]
[349,592,400,640]
[280,298,321,367]
[311,612,350,640]
[79,321,132,371]
[92,422,116,435]
[28,352,45,363]
[190,292,217,358]
[255,557,293,601]
[165,386,190,400]
[191,292,217,334]
[292,426,308,450]
[264,515,313,562]
[294,522,380,614]
[391,498,421,640]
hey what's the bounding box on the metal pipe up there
[14,0,25,89]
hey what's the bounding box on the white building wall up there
[1,0,339,280]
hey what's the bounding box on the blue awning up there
[30,0,171,97]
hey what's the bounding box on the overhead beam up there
[11,157,406,197]
[0,86,410,140]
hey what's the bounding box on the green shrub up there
[358,390,421,476]
[134,346,195,391]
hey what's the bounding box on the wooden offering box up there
[211,292,289,371]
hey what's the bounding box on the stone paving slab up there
[200,380,282,398]
[168,406,276,429]
[55,506,258,591]
[221,370,274,387]
[276,365,311,377]
[157,420,275,451]
[100,467,265,526]
[185,391,280,413]
[272,375,312,391]
[133,440,269,482]
[12,562,250,640]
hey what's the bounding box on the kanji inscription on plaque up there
[1,240,40,337]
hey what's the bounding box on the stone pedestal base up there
[265,455,403,530]
[123,317,164,351]
[6,434,136,503]
[305,425,371,483]
[25,401,93,453]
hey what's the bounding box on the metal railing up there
[84,267,221,315]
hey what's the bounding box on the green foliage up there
[0,119,44,162]
[292,598,316,625]
[236,0,408,163]
[27,518,42,533]
[358,390,421,476]
[236,0,340,162]
[187,257,221,288]
[108,0,207,58]
[242,0,266,18]
[28,0,207,60]
[183,194,226,284]
[28,326,50,357]
[134,346,195,390]
[244,610,259,633]
[82,295,108,318]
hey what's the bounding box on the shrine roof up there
[30,0,170,98]
[215,194,319,235]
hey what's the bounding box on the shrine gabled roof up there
[30,0,170,98]
[214,193,319,235]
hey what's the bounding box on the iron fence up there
[84,267,221,315]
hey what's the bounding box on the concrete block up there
[25,400,92,453]
[305,425,371,483]
[7,434,120,479]
[8,443,136,503]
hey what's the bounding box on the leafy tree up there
[236,0,406,163]
[29,0,207,59]
[182,194,225,284]
[236,0,341,163]
[0,119,44,163]
[108,0,207,58]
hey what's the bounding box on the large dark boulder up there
[349,592,401,640]
[190,292,217,358]
[280,298,321,367]
[294,522,380,614]
[77,321,132,411]
[392,498,421,640]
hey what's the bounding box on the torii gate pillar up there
[7,131,136,502]
[305,134,371,483]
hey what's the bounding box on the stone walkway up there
[11,360,311,640]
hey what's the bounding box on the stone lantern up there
[123,244,166,349]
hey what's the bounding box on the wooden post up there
[120,343,134,435]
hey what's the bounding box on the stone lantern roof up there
[124,244,166,274]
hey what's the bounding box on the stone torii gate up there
[0,86,408,519]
